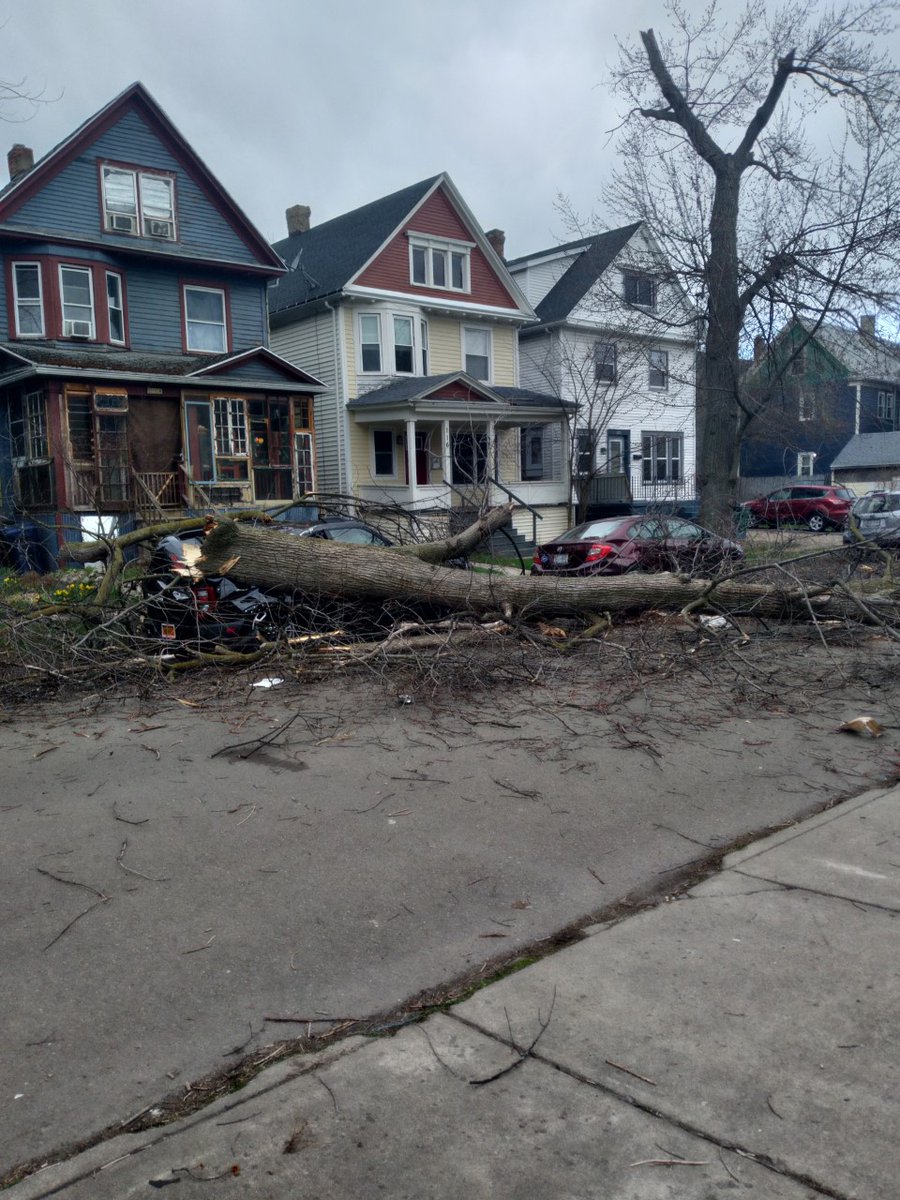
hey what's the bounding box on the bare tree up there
[608,0,900,529]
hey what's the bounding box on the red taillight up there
[192,584,217,610]
[584,543,614,563]
[532,549,542,565]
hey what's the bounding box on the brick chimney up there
[485,228,505,259]
[8,144,34,181]
[285,204,311,236]
[860,314,876,337]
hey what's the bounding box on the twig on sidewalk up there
[605,1058,657,1086]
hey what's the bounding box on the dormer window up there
[408,235,471,292]
[101,165,176,240]
[59,265,95,339]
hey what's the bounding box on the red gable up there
[354,184,520,310]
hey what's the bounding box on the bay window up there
[106,272,125,343]
[360,313,382,372]
[393,316,414,373]
[12,263,44,337]
[60,265,95,338]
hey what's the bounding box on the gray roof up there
[0,342,322,387]
[831,431,900,470]
[515,224,642,331]
[346,374,569,412]
[268,176,440,318]
[801,321,900,382]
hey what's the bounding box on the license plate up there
[161,623,177,640]
[552,553,569,566]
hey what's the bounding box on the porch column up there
[486,420,497,504]
[405,417,418,507]
[441,420,451,485]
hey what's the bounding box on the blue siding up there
[208,360,310,386]
[124,263,267,351]
[3,110,264,268]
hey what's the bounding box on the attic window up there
[408,234,471,293]
[623,271,657,309]
[101,165,176,240]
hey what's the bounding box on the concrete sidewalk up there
[9,786,898,1199]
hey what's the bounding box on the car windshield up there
[862,493,900,514]
[834,487,855,500]
[556,519,626,542]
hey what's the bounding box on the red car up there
[531,515,743,577]
[740,485,854,532]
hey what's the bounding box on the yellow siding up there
[426,316,464,375]
[491,325,517,386]
[497,428,519,482]
[348,420,373,488]
[513,506,570,542]
[343,307,357,397]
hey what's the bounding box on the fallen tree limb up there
[199,520,900,623]
[389,502,514,562]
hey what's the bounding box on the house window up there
[106,272,125,344]
[797,452,816,477]
[452,430,488,484]
[213,397,247,457]
[521,426,545,481]
[575,429,595,476]
[642,432,682,483]
[393,316,414,374]
[12,263,44,337]
[877,390,895,422]
[59,265,95,339]
[798,388,816,422]
[464,327,490,381]
[184,286,227,353]
[594,342,616,383]
[372,429,395,476]
[789,348,806,376]
[101,165,176,240]
[623,272,657,309]
[408,236,470,292]
[420,319,429,374]
[648,349,668,389]
[360,313,382,373]
[67,393,94,460]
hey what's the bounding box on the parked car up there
[740,485,854,532]
[283,517,393,546]
[843,491,900,546]
[531,515,743,577]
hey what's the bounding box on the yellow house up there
[268,174,573,544]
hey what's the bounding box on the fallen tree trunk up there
[199,520,899,623]
[390,502,514,562]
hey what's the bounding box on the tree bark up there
[199,520,885,624]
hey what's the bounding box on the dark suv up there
[741,485,855,532]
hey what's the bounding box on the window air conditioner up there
[108,212,137,234]
[64,320,93,338]
[146,219,174,239]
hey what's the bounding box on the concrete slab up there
[456,884,899,1198]
[6,1015,828,1199]
[726,786,900,910]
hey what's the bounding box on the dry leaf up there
[838,715,884,738]
[177,699,201,708]
[537,623,567,639]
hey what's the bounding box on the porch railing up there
[587,471,698,507]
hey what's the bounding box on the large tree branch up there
[735,50,797,165]
[639,29,725,169]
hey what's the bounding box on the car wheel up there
[807,512,827,533]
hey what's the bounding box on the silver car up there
[844,491,900,546]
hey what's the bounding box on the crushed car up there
[531,515,743,577]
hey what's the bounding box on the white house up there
[508,224,697,516]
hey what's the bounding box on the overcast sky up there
[1,0,670,257]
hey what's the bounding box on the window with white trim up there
[648,349,668,390]
[623,272,657,309]
[594,342,616,383]
[12,263,44,337]
[393,315,414,374]
[464,327,491,381]
[101,165,176,240]
[59,265,95,338]
[409,236,470,292]
[106,272,125,344]
[641,432,682,482]
[360,313,382,373]
[420,319,429,374]
[797,452,816,477]
[184,286,227,353]
[372,429,395,476]
[213,397,247,456]
[877,390,895,422]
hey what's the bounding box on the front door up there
[607,432,629,474]
[415,431,430,486]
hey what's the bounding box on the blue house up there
[0,83,323,563]
[740,317,900,487]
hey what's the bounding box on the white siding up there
[510,255,578,308]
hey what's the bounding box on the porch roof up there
[0,342,325,392]
[347,373,571,418]
[831,431,900,470]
